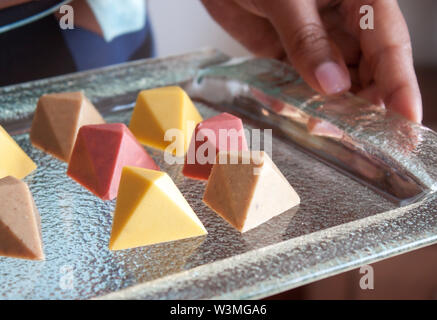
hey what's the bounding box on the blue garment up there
[60,16,155,71]
[0,0,154,86]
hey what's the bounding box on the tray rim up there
[96,192,437,300]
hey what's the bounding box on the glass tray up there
[0,49,436,300]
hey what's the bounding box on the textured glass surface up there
[0,49,436,300]
[186,58,437,205]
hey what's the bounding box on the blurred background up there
[151,0,437,300]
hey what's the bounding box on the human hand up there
[202,0,422,122]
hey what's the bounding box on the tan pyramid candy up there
[30,91,105,162]
[0,176,44,260]
[203,151,300,232]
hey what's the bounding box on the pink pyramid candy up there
[183,113,248,180]
[67,123,159,200]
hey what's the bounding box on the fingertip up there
[386,85,423,123]
[314,61,351,95]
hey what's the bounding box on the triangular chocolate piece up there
[203,151,300,232]
[129,86,203,156]
[0,176,44,260]
[67,123,159,200]
[0,126,37,180]
[30,91,105,162]
[109,167,207,250]
[183,112,248,180]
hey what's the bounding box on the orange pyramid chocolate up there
[0,176,44,260]
[30,91,105,162]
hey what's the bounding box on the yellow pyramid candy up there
[129,86,203,156]
[109,166,207,251]
[0,126,37,180]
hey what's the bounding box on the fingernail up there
[315,61,350,95]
